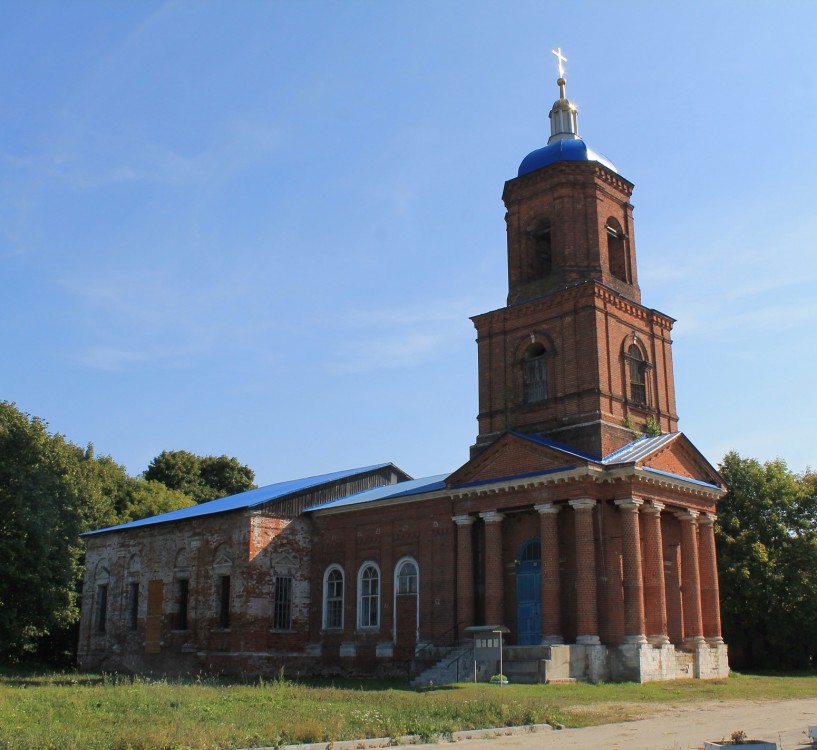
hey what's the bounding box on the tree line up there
[0,401,254,664]
[1,399,816,670]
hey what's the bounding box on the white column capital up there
[642,500,665,515]
[675,508,700,522]
[569,498,596,511]
[614,497,644,510]
[699,513,717,526]
[479,511,505,524]
[452,514,475,526]
[534,502,561,515]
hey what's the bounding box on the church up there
[77,57,729,683]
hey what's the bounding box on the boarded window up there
[272,576,293,630]
[127,582,139,631]
[324,568,343,630]
[145,579,163,654]
[218,575,231,629]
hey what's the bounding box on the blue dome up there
[518,138,618,177]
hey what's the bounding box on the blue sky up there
[2,1,816,485]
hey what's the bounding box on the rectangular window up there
[272,576,293,630]
[95,584,109,634]
[128,582,139,631]
[174,579,189,631]
[218,575,231,629]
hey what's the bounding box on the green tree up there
[716,451,817,669]
[144,450,255,502]
[0,402,197,664]
[0,403,86,661]
[119,478,195,523]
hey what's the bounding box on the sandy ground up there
[414,698,817,750]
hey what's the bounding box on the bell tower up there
[472,51,679,458]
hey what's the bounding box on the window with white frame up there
[396,560,418,594]
[323,566,344,630]
[358,563,380,629]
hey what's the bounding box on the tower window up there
[524,343,548,403]
[525,220,552,282]
[628,344,647,406]
[606,218,628,282]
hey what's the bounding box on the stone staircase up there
[411,645,473,687]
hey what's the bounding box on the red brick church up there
[78,57,729,683]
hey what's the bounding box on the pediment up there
[638,434,723,488]
[447,432,589,486]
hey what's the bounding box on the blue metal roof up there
[83,463,401,536]
[451,464,577,490]
[305,474,449,513]
[509,431,602,463]
[518,138,618,177]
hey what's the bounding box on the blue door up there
[516,538,541,645]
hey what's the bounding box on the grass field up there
[2,669,817,750]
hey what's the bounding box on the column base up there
[683,635,707,649]
[623,634,648,645]
[576,634,601,645]
[706,636,725,646]
[648,634,671,646]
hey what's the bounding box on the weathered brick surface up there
[77,142,728,683]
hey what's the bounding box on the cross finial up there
[551,47,567,79]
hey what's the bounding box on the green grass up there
[1,669,816,750]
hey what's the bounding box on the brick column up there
[676,509,705,646]
[615,498,647,644]
[641,501,670,645]
[480,512,505,626]
[570,499,599,645]
[698,513,724,644]
[452,515,475,640]
[534,502,562,644]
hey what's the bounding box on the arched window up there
[126,556,140,632]
[530,220,552,278]
[323,566,344,630]
[524,343,547,403]
[358,563,380,629]
[606,218,628,282]
[628,344,647,406]
[396,559,418,594]
[94,560,110,635]
[212,547,232,629]
[517,538,541,564]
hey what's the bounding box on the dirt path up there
[416,698,817,750]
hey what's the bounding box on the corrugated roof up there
[601,432,679,465]
[83,463,400,536]
[305,474,450,513]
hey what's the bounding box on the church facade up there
[77,66,729,683]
